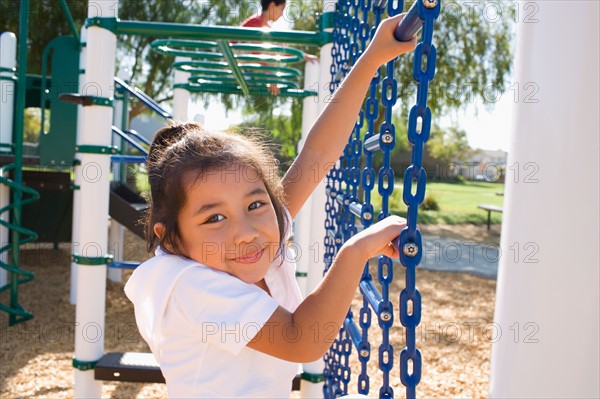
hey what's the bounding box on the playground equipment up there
[2,0,598,398]
[322,0,438,397]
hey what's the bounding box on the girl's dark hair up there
[145,121,289,263]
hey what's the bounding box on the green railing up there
[0,0,40,326]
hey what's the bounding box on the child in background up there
[241,0,286,28]
[240,0,317,95]
[125,13,416,398]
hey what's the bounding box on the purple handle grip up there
[394,1,422,41]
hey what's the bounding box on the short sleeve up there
[171,266,278,356]
[241,15,263,28]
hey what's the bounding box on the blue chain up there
[397,2,440,398]
[323,2,352,396]
[322,1,439,398]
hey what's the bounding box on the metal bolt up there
[423,0,438,8]
[403,242,419,257]
[360,349,369,357]
[363,212,372,221]
[382,133,393,144]
[380,312,392,322]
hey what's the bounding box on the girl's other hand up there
[362,13,417,68]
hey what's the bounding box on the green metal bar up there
[176,83,317,98]
[216,40,249,96]
[10,0,29,326]
[87,18,329,46]
[173,60,302,77]
[58,0,80,43]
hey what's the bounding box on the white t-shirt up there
[124,210,303,398]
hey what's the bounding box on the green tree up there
[395,0,514,117]
[427,125,472,177]
[1,0,88,75]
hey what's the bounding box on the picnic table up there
[478,204,503,230]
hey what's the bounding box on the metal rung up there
[360,279,383,314]
[109,261,140,269]
[364,134,381,152]
[111,155,147,163]
[349,202,362,218]
[326,186,337,198]
[344,316,362,352]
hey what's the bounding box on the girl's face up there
[175,166,280,284]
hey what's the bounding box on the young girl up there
[125,14,416,398]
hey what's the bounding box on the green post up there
[216,40,249,96]
[10,0,29,325]
[58,0,80,44]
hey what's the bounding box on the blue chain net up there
[322,1,440,398]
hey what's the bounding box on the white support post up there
[299,1,337,397]
[73,1,118,397]
[489,1,599,397]
[0,32,17,288]
[70,26,86,305]
[172,56,190,121]
[294,60,320,298]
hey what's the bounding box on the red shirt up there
[241,14,265,28]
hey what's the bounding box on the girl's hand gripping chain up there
[362,13,418,68]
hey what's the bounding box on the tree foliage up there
[395,0,514,118]
[427,124,472,164]
[1,0,87,74]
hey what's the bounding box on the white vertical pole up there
[73,1,118,397]
[172,56,190,121]
[107,67,129,283]
[294,60,320,298]
[0,32,17,288]
[70,26,86,305]
[299,2,337,397]
[489,1,599,398]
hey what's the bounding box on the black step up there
[95,352,303,389]
[95,352,164,383]
[109,182,147,238]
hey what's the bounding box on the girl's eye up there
[205,214,225,224]
[249,201,266,210]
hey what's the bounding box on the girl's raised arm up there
[281,13,416,219]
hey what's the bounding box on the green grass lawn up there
[370,181,505,225]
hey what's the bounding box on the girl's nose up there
[233,221,260,245]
